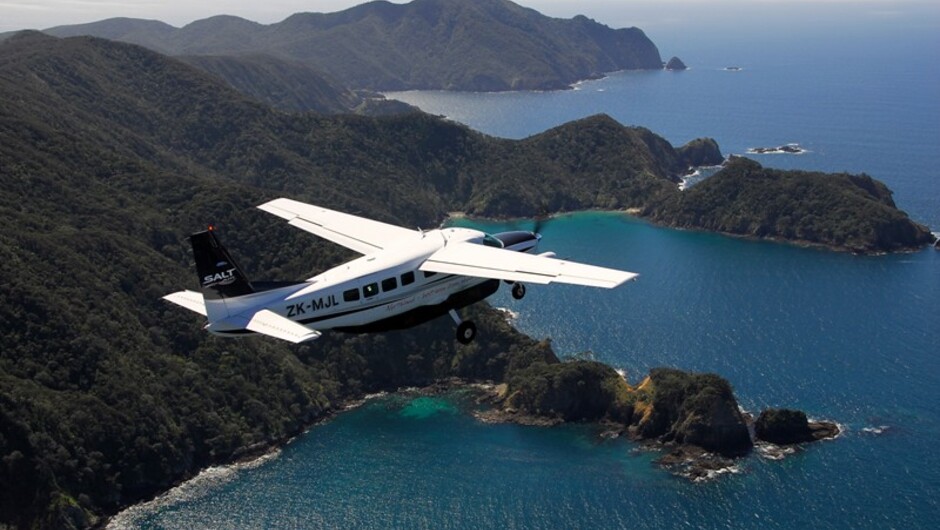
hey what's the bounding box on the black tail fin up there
[190,228,255,300]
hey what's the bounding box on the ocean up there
[113,10,940,530]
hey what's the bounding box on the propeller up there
[531,215,547,237]
[530,206,552,238]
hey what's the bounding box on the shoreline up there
[444,208,933,255]
[104,377,845,525]
[101,380,496,528]
[100,390,398,529]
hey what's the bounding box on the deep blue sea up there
[114,11,940,530]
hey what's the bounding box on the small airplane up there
[163,198,638,344]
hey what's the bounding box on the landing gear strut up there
[511,282,526,300]
[449,309,477,344]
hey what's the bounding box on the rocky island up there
[474,362,838,480]
[748,143,807,154]
[665,56,688,70]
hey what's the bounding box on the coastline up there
[102,390,399,529]
[444,208,933,255]
[105,377,845,524]
[102,381,497,527]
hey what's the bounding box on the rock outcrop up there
[665,56,687,70]
[677,137,724,168]
[755,408,840,444]
[486,364,843,480]
[630,368,752,457]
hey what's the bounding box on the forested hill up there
[177,54,363,115]
[0,32,697,528]
[43,0,663,91]
[643,157,935,253]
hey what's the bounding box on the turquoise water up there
[121,13,940,530]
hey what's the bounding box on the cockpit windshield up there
[482,234,504,248]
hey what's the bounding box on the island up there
[748,143,807,154]
[665,56,688,71]
[42,0,665,93]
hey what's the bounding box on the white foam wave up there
[755,441,797,461]
[691,464,742,483]
[107,450,281,529]
[678,164,724,190]
[861,425,890,435]
[495,306,519,324]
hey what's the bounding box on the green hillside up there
[44,0,663,91]
[178,54,363,114]
[645,157,934,253]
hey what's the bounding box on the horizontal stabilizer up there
[245,309,321,343]
[421,243,638,288]
[163,290,207,316]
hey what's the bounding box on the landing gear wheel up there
[456,321,477,344]
[511,282,526,300]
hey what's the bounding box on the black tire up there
[456,321,477,344]
[511,282,526,300]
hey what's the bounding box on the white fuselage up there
[206,227,525,336]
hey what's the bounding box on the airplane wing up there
[421,242,638,288]
[258,198,418,255]
[244,309,321,344]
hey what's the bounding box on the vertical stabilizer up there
[190,228,255,321]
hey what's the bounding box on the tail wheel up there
[456,321,477,344]
[511,282,526,300]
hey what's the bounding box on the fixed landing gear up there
[449,309,477,344]
[511,282,526,300]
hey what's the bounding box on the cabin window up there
[343,288,360,302]
[382,277,397,292]
[363,283,378,298]
[401,271,415,286]
[423,271,437,279]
